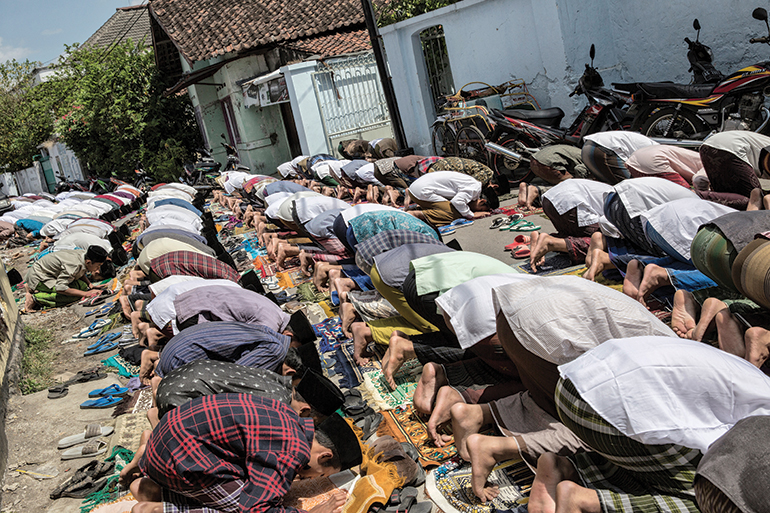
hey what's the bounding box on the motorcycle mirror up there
[753,7,768,22]
[589,44,595,65]
[693,18,701,41]
[220,133,226,140]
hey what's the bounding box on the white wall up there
[281,60,328,156]
[381,0,770,153]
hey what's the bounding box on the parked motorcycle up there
[685,19,724,84]
[616,8,770,139]
[220,134,250,173]
[133,164,155,191]
[484,45,631,186]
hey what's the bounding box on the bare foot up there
[467,434,521,502]
[299,251,313,277]
[623,259,643,301]
[528,453,570,513]
[413,362,444,414]
[748,188,763,211]
[583,248,610,281]
[351,322,372,366]
[339,303,357,339]
[671,290,698,338]
[715,309,745,358]
[451,402,489,460]
[427,386,462,447]
[692,297,728,342]
[744,327,770,367]
[382,331,416,389]
[637,263,670,306]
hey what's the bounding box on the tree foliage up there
[375,0,458,26]
[0,40,201,182]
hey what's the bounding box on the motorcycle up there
[182,147,222,186]
[483,45,631,187]
[616,8,770,139]
[133,164,155,191]
[220,134,250,173]
[684,19,724,84]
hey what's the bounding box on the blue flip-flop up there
[83,339,119,356]
[330,291,340,306]
[88,383,129,398]
[80,396,124,409]
[75,319,110,339]
[86,332,120,351]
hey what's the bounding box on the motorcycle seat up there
[615,82,714,99]
[495,107,565,128]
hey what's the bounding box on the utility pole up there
[361,0,409,151]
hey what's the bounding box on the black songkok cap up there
[288,310,316,345]
[316,413,363,470]
[295,368,344,417]
[85,245,109,263]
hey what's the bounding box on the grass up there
[20,326,55,395]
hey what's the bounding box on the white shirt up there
[148,189,194,202]
[263,192,294,220]
[559,336,770,452]
[275,191,324,222]
[408,171,482,219]
[56,219,114,239]
[612,176,697,219]
[155,182,196,197]
[146,279,240,329]
[702,130,770,176]
[583,131,659,161]
[222,172,253,194]
[491,275,675,365]
[642,198,736,261]
[148,275,203,297]
[340,204,399,225]
[312,160,350,181]
[542,179,614,228]
[293,197,349,225]
[625,145,703,183]
[146,205,202,233]
[277,155,308,178]
[53,233,112,253]
[354,163,382,185]
[40,218,75,238]
[436,274,535,349]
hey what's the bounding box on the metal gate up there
[312,52,393,153]
[420,25,455,116]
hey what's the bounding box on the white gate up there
[312,52,393,154]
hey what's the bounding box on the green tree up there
[0,59,60,173]
[53,41,201,182]
[375,0,458,26]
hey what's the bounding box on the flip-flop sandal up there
[60,439,108,460]
[79,396,124,410]
[58,424,115,449]
[85,332,120,351]
[342,390,370,417]
[47,385,69,400]
[400,442,426,486]
[438,225,456,236]
[513,247,531,259]
[60,476,108,499]
[83,339,119,356]
[97,301,121,318]
[49,460,114,500]
[62,369,107,386]
[75,319,110,339]
[448,218,473,228]
[489,217,505,229]
[79,295,106,307]
[330,291,340,307]
[509,220,541,232]
[88,383,129,398]
[498,214,524,231]
[354,411,383,440]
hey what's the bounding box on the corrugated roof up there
[148,0,366,63]
[84,5,152,49]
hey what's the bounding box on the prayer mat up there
[514,253,575,275]
[334,341,378,389]
[318,301,336,319]
[101,355,139,378]
[492,205,544,218]
[86,494,137,513]
[303,302,330,325]
[106,412,151,455]
[111,387,153,418]
[348,290,400,323]
[276,268,308,289]
[426,457,533,513]
[361,359,422,410]
[298,282,330,303]
[314,317,350,353]
[378,404,457,467]
[252,255,277,278]
[283,476,346,511]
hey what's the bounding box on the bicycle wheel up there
[491,134,536,188]
[454,125,488,165]
[431,123,455,156]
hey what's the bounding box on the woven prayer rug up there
[314,317,350,353]
[377,404,456,467]
[426,457,533,513]
[283,477,341,511]
[361,358,422,410]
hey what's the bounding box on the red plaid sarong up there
[150,251,239,282]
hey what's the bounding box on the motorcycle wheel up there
[455,126,488,165]
[640,107,707,139]
[431,122,455,156]
[491,135,535,189]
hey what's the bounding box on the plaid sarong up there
[150,251,240,283]
[163,478,246,512]
[556,377,701,513]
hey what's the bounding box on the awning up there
[162,61,228,97]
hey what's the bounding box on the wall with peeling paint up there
[381,0,770,155]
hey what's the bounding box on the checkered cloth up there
[316,236,352,258]
[556,377,701,513]
[150,251,240,283]
[140,395,313,513]
[355,229,444,271]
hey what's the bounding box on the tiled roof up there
[149,0,366,63]
[283,28,371,58]
[84,5,152,49]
